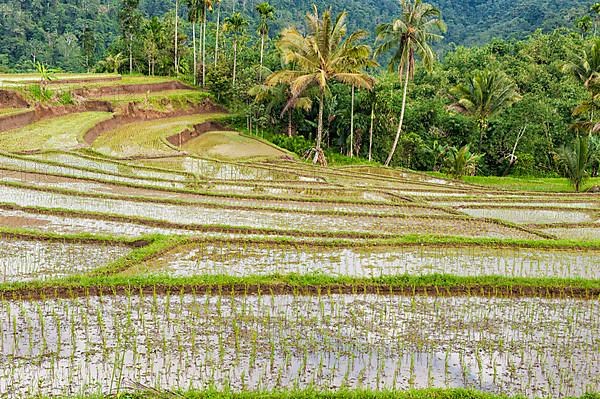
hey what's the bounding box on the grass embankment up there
[0,112,113,152]
[97,90,211,109]
[30,388,600,399]
[462,175,600,193]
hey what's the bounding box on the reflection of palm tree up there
[267,6,374,163]
[450,69,521,151]
[375,0,446,166]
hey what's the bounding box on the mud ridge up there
[73,80,194,98]
[0,101,114,133]
[83,99,226,145]
[166,121,234,146]
[0,89,29,108]
[1,283,597,301]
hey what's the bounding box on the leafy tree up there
[256,2,275,79]
[450,69,521,151]
[558,134,593,192]
[374,0,446,166]
[119,0,142,74]
[267,6,374,163]
[224,12,249,87]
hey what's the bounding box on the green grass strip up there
[1,272,598,298]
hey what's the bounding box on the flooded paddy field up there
[132,242,600,279]
[0,237,130,283]
[0,294,596,398]
[0,185,538,238]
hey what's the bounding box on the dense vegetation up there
[2,0,600,183]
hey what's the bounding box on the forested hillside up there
[0,0,593,71]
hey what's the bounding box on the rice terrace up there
[0,0,600,399]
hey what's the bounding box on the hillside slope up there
[0,0,592,70]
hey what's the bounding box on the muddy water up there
[141,243,600,279]
[0,238,130,282]
[0,294,597,398]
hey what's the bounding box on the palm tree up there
[267,6,374,163]
[187,0,200,84]
[35,62,55,92]
[200,0,214,86]
[564,39,600,130]
[224,12,249,87]
[100,53,125,74]
[450,69,521,151]
[256,2,275,79]
[174,0,179,74]
[374,0,446,166]
[249,81,312,137]
[214,0,222,66]
[445,144,483,178]
[558,135,593,192]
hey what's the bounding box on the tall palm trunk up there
[128,35,133,74]
[368,102,374,162]
[385,62,410,167]
[232,39,238,86]
[192,23,197,85]
[349,85,355,157]
[259,33,265,80]
[174,0,179,74]
[316,91,324,151]
[214,2,221,66]
[287,110,293,137]
[202,4,207,86]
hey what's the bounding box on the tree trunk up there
[214,3,221,66]
[259,34,265,80]
[129,36,133,74]
[288,110,293,137]
[349,85,355,157]
[202,5,207,86]
[232,40,237,86]
[316,91,324,151]
[174,0,179,74]
[368,102,374,162]
[192,23,197,85]
[385,61,411,167]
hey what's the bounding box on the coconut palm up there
[187,0,201,84]
[224,12,249,87]
[256,2,275,79]
[267,6,374,163]
[558,135,593,192]
[450,69,521,151]
[374,0,446,166]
